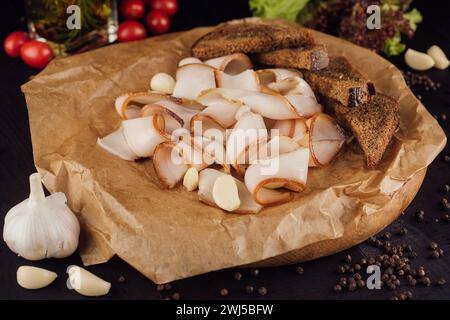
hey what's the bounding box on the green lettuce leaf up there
[249,0,310,22]
[384,32,406,56]
[404,8,422,31]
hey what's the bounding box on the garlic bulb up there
[3,173,80,260]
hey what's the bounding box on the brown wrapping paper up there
[22,19,446,284]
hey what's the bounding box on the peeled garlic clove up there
[17,266,57,289]
[150,73,175,94]
[427,45,449,70]
[183,167,199,191]
[404,49,434,71]
[212,175,240,212]
[178,57,202,67]
[67,265,111,297]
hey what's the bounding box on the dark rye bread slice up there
[322,94,400,168]
[304,57,375,107]
[254,44,329,71]
[191,20,315,60]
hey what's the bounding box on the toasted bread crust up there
[192,21,315,60]
[254,45,329,71]
[323,94,400,168]
[304,57,374,107]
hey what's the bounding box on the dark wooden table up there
[0,0,449,300]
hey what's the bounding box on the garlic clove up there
[3,173,80,261]
[183,167,199,191]
[17,266,57,289]
[427,45,450,70]
[67,265,111,297]
[178,57,202,67]
[150,72,176,94]
[212,174,241,212]
[404,49,434,71]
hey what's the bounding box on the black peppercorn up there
[437,278,446,286]
[422,277,431,287]
[172,292,181,300]
[431,250,440,259]
[360,258,367,265]
[220,288,229,297]
[445,155,450,162]
[348,282,357,291]
[245,285,254,294]
[156,284,165,292]
[354,264,361,271]
[333,284,342,292]
[357,279,365,288]
[234,272,242,281]
[250,268,260,277]
[345,254,352,263]
[296,266,304,275]
[398,227,408,236]
[337,265,346,274]
[118,275,126,283]
[353,273,362,280]
[430,242,439,250]
[443,185,450,193]
[257,287,268,296]
[339,277,347,287]
[417,268,426,278]
[164,283,172,291]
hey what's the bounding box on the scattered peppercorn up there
[345,254,352,263]
[296,266,304,275]
[422,277,431,287]
[250,268,260,277]
[220,288,229,297]
[414,210,425,222]
[245,285,254,294]
[398,227,408,236]
[333,284,342,292]
[383,232,391,239]
[172,292,181,300]
[118,275,126,283]
[445,155,450,162]
[357,279,365,288]
[337,265,346,274]
[156,284,165,292]
[354,264,361,271]
[437,278,446,286]
[430,242,439,250]
[431,250,440,259]
[441,113,447,121]
[443,185,449,193]
[164,283,172,291]
[234,272,242,281]
[258,287,268,296]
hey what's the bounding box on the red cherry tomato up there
[20,41,54,69]
[3,31,30,58]
[118,21,147,42]
[120,0,145,20]
[149,0,178,16]
[145,10,170,34]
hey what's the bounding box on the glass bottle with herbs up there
[25,0,118,56]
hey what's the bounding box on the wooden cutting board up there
[252,168,426,267]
